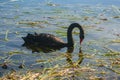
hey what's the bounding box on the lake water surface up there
[0,0,120,79]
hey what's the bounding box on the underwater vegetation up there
[0,0,120,79]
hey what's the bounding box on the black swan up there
[22,23,84,52]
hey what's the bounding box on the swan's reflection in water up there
[66,47,84,66]
[22,43,62,53]
[22,43,84,66]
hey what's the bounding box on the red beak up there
[80,39,83,45]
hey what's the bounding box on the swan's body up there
[22,33,67,49]
[22,23,84,52]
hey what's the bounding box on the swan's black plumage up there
[22,23,84,52]
[22,33,67,48]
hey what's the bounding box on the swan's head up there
[80,34,84,44]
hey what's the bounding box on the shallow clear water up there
[0,0,120,79]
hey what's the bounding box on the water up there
[0,0,120,79]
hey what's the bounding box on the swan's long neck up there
[67,23,84,47]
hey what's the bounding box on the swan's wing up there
[22,33,65,46]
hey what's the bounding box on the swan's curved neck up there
[67,23,84,47]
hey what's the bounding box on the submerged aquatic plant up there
[103,47,120,56]
[8,50,23,55]
[4,30,9,41]
[18,20,49,27]
[111,39,120,43]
